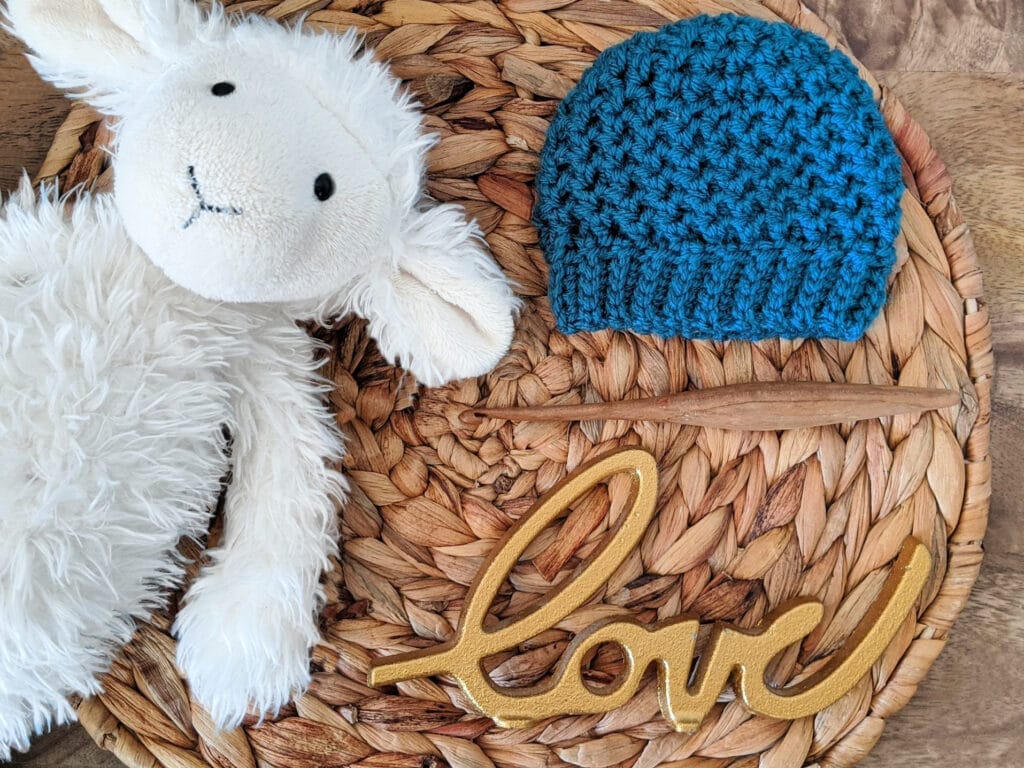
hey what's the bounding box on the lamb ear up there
[4,0,185,100]
[353,204,519,387]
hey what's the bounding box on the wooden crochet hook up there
[461,382,959,431]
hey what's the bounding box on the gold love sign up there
[369,449,931,730]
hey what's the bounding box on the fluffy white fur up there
[0,0,517,759]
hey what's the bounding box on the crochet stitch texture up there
[534,14,905,341]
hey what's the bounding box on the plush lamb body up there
[0,0,517,757]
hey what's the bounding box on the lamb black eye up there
[211,82,235,96]
[314,173,335,202]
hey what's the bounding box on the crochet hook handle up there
[462,382,960,431]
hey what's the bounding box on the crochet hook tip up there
[459,409,486,425]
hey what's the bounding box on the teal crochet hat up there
[534,14,905,341]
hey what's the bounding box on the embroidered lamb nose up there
[182,165,243,229]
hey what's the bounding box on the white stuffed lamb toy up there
[0,0,517,757]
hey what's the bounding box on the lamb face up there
[7,0,518,384]
[114,30,397,303]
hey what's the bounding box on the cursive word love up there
[369,449,931,730]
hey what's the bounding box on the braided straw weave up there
[37,0,992,766]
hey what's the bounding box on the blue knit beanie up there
[534,14,905,341]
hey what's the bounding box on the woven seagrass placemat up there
[39,0,993,766]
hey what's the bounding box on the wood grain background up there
[1,1,1021,765]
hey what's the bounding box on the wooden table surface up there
[1,1,1021,766]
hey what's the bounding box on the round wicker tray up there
[40,0,993,766]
